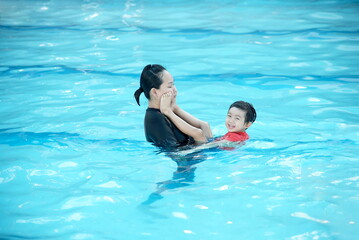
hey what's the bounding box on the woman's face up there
[156,70,177,98]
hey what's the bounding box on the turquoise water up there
[1,0,358,239]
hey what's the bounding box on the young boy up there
[160,93,256,153]
[215,100,256,143]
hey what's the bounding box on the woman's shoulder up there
[145,108,169,123]
[146,108,164,116]
[146,108,163,117]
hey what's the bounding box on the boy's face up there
[225,107,252,133]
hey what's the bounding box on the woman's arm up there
[160,93,207,143]
[170,93,213,140]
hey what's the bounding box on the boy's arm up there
[160,93,207,143]
[171,96,212,140]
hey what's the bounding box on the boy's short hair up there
[229,101,256,123]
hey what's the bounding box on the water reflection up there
[141,149,207,205]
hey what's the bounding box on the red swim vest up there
[216,132,249,150]
[217,131,249,142]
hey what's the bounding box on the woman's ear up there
[149,88,158,99]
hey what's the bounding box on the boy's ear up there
[245,122,252,130]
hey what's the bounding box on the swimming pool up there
[0,0,358,239]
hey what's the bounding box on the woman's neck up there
[148,100,160,109]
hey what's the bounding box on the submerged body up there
[176,132,249,155]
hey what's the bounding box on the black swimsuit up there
[144,108,193,148]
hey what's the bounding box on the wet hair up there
[229,101,257,123]
[134,64,166,106]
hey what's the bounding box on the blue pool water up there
[1,0,359,239]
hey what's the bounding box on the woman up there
[134,64,212,148]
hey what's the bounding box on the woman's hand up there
[160,92,173,116]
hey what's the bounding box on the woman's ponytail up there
[134,64,166,106]
[134,87,144,106]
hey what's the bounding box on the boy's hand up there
[160,92,173,116]
[171,89,178,112]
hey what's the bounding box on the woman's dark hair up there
[134,64,166,106]
[229,101,257,123]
